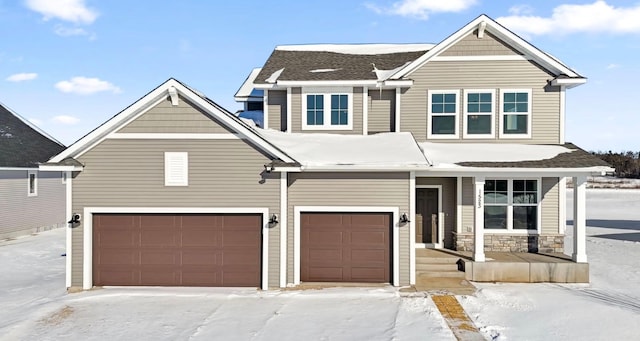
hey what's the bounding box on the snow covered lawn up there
[2,189,639,340]
[0,229,454,340]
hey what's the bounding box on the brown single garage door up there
[93,213,261,287]
[301,212,391,283]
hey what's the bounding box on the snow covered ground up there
[1,189,639,340]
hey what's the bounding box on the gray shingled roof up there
[0,103,65,167]
[254,49,428,83]
[457,143,611,169]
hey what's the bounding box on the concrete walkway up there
[432,295,485,341]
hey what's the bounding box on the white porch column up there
[473,176,486,262]
[572,175,588,263]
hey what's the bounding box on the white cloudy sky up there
[1,0,638,151]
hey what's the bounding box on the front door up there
[416,188,439,244]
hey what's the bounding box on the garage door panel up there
[301,212,391,283]
[93,213,262,287]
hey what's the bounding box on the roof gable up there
[49,79,295,164]
[391,14,583,80]
[0,102,65,167]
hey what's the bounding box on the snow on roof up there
[310,68,342,73]
[420,142,570,168]
[373,62,410,81]
[276,44,435,55]
[234,68,264,100]
[265,68,284,83]
[257,129,430,169]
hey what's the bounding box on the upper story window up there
[302,87,352,130]
[463,89,495,138]
[427,90,459,139]
[27,170,38,196]
[484,179,540,231]
[500,89,532,138]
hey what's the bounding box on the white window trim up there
[27,170,38,196]
[427,90,459,139]
[164,152,188,186]
[463,89,495,139]
[499,89,532,139]
[484,178,542,234]
[301,87,353,131]
[82,207,270,290]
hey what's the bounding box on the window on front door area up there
[302,88,352,130]
[484,179,539,231]
[464,90,495,138]
[428,91,458,138]
[500,89,531,138]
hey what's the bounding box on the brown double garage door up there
[93,213,261,287]
[301,212,392,283]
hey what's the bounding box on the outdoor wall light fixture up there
[269,214,279,224]
[400,213,410,224]
[68,213,81,224]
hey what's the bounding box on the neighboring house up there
[0,102,66,239]
[43,15,612,291]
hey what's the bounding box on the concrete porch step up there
[416,256,459,264]
[416,263,459,271]
[417,271,466,279]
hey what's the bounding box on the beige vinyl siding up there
[460,177,560,235]
[440,30,522,56]
[0,170,65,239]
[400,60,560,143]
[290,87,364,135]
[541,177,560,234]
[416,177,457,248]
[287,172,410,285]
[267,90,286,131]
[117,96,234,134]
[368,89,395,134]
[71,139,281,288]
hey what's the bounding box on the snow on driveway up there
[0,229,454,340]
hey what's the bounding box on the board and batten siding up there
[71,138,281,288]
[287,172,410,285]
[368,89,395,134]
[400,60,560,144]
[117,96,234,134]
[416,177,457,248]
[460,177,560,235]
[0,170,65,239]
[439,30,522,56]
[267,90,286,131]
[290,87,364,135]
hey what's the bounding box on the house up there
[0,102,66,239]
[42,15,612,291]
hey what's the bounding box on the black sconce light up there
[400,213,410,224]
[68,213,81,225]
[269,214,279,224]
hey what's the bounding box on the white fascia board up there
[417,166,614,177]
[300,165,431,172]
[49,79,182,163]
[270,166,302,172]
[383,80,413,87]
[551,78,587,88]
[39,165,84,172]
[277,80,378,86]
[391,14,581,79]
[0,167,39,171]
[254,84,279,89]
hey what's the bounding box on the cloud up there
[508,4,535,16]
[25,0,98,24]
[52,115,79,125]
[606,63,620,69]
[54,25,96,39]
[497,1,640,36]
[366,0,477,20]
[55,77,121,95]
[6,73,38,82]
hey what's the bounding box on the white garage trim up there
[293,206,400,287]
[82,207,270,290]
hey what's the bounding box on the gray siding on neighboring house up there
[0,170,65,239]
[416,177,457,249]
[287,172,410,285]
[368,89,395,134]
[400,59,560,144]
[267,90,287,131]
[440,30,522,56]
[290,87,364,135]
[71,138,282,288]
[460,177,560,235]
[117,96,234,134]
